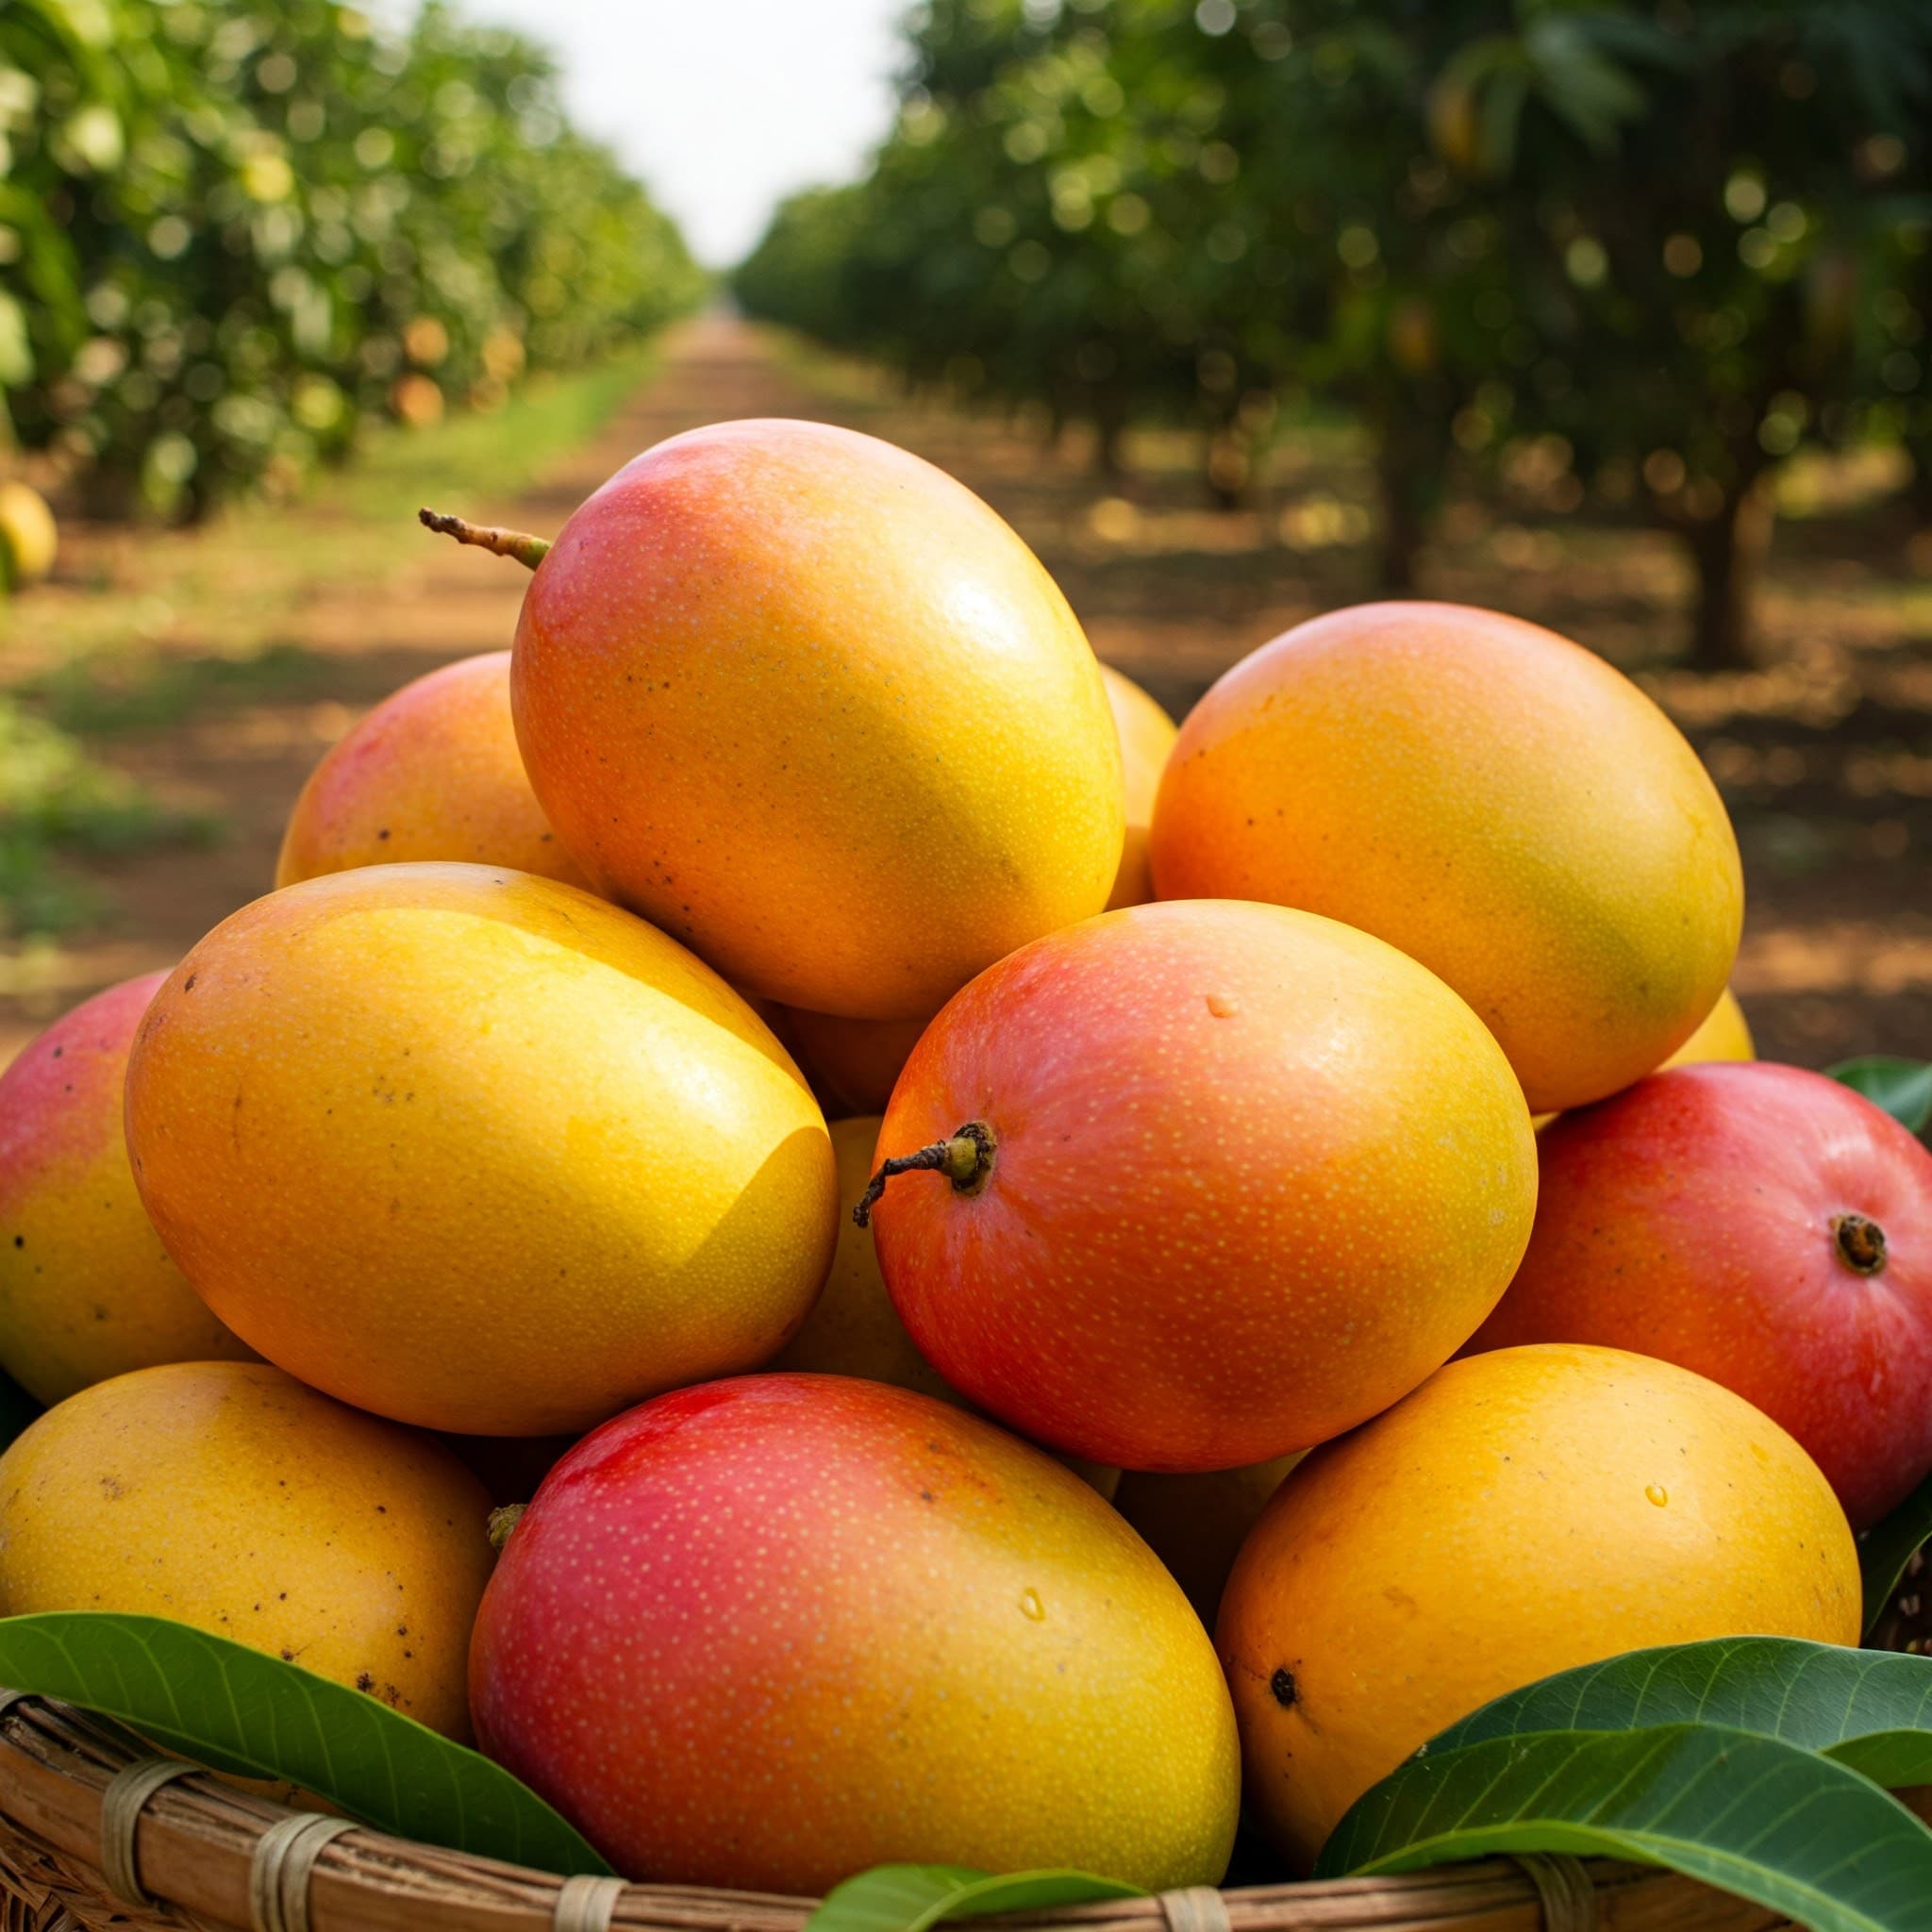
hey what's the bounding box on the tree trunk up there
[1682,476,1774,671]
[1092,408,1128,486]
[1374,442,1425,592]
[1205,427,1253,510]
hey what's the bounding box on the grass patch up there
[4,344,658,677]
[25,641,330,736]
[0,700,218,940]
[0,343,655,942]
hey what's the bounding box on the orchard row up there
[2,0,704,520]
[737,0,1932,667]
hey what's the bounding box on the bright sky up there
[456,0,906,267]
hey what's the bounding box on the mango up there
[771,1116,954,1399]
[771,1008,930,1116]
[0,974,250,1405]
[1662,984,1754,1067]
[471,1374,1239,1890]
[871,900,1538,1471]
[772,1116,1119,1498]
[1152,603,1743,1112]
[510,419,1124,1018]
[124,863,837,1436]
[1114,1457,1302,1624]
[1218,1342,1860,1870]
[1100,662,1176,909]
[0,1360,491,1739]
[275,651,587,889]
[0,482,57,590]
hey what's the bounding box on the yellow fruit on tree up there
[125,863,837,1436]
[1217,1342,1860,1870]
[0,482,57,590]
[0,1360,492,1739]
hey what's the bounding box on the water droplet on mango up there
[1645,1483,1669,1507]
[1019,1587,1045,1621]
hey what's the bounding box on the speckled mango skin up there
[1150,603,1744,1113]
[1469,1064,1932,1529]
[470,1374,1239,1891]
[0,974,250,1405]
[510,419,1124,1019]
[275,651,587,890]
[771,1117,957,1400]
[1100,663,1177,911]
[1218,1343,1860,1872]
[0,1360,493,1739]
[771,1119,1120,1499]
[124,863,837,1436]
[871,900,1538,1472]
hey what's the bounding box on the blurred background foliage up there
[737,0,1932,667]
[1,0,706,523]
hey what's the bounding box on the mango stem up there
[419,507,550,571]
[853,1122,996,1228]
[488,1503,526,1552]
[1833,1212,1887,1275]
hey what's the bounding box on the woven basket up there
[0,1553,1921,1932]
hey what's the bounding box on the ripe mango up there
[1152,603,1743,1112]
[772,1117,1119,1497]
[276,651,587,889]
[1663,984,1754,1067]
[511,419,1124,1018]
[771,1008,930,1116]
[0,974,250,1405]
[472,1374,1238,1890]
[0,1360,491,1739]
[1099,663,1176,910]
[871,900,1538,1471]
[1218,1342,1859,1870]
[0,482,57,590]
[1114,1457,1302,1624]
[771,1116,953,1399]
[125,863,837,1436]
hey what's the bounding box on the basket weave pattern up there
[0,1693,1821,1932]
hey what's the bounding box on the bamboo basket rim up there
[0,1693,1802,1932]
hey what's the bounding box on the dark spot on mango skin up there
[355,1672,375,1692]
[1270,1668,1298,1707]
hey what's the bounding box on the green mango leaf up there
[0,1612,609,1876]
[808,1865,1143,1932]
[1424,1637,1932,1772]
[1826,1057,1932,1135]
[1863,1472,1932,1638]
[1317,1722,1932,1932]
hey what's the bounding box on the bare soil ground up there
[5,310,1929,1071]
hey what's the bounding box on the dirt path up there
[8,311,1930,1069]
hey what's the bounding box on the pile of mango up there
[1,421,1925,1891]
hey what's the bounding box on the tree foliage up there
[3,0,704,519]
[736,0,1932,664]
